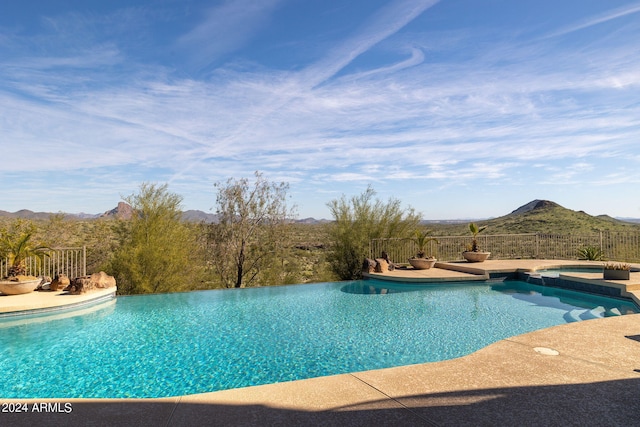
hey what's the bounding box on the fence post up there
[599,231,603,254]
[83,246,87,276]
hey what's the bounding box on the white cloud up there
[1,0,640,216]
[298,0,440,88]
[545,2,640,38]
[175,0,283,70]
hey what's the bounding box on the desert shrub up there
[577,245,604,261]
[326,186,420,280]
[109,183,204,294]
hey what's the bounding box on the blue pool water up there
[0,280,637,398]
[533,266,640,278]
[533,267,604,278]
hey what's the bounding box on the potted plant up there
[462,222,491,263]
[408,229,439,269]
[0,220,49,295]
[603,262,631,280]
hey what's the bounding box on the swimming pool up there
[532,267,604,278]
[1,280,637,398]
[532,265,640,278]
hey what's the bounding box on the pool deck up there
[0,287,116,316]
[2,260,640,426]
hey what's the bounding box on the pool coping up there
[2,260,640,425]
[0,287,117,317]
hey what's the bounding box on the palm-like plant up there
[0,220,50,278]
[412,229,439,258]
[467,223,487,252]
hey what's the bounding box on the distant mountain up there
[422,199,640,236]
[182,210,219,223]
[508,199,560,215]
[1,199,638,229]
[483,199,640,234]
[73,213,102,220]
[296,217,331,224]
[0,209,57,221]
[0,204,325,224]
[100,202,134,220]
[616,217,640,224]
[422,219,475,225]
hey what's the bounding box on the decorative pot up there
[408,258,437,270]
[462,251,491,263]
[0,278,41,295]
[603,269,630,280]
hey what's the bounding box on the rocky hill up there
[495,199,640,233]
[430,199,640,235]
[508,199,560,215]
[99,202,134,220]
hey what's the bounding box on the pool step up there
[606,307,622,316]
[565,306,607,322]
[579,306,605,320]
[565,309,583,323]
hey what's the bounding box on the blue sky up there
[1,0,639,220]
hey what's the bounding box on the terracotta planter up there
[603,269,630,280]
[0,278,41,295]
[408,258,437,270]
[462,251,491,263]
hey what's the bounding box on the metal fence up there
[1,247,86,279]
[370,232,640,263]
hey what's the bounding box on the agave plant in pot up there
[408,229,439,270]
[0,220,49,295]
[462,222,491,263]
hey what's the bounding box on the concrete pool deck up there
[0,287,116,316]
[2,260,640,426]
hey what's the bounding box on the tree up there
[326,186,420,280]
[0,219,50,277]
[208,172,296,288]
[109,183,202,294]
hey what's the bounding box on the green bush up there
[577,245,604,261]
[326,186,420,280]
[109,183,204,294]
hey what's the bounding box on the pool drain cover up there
[534,347,559,356]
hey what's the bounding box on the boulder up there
[362,258,377,273]
[66,271,116,295]
[50,273,70,291]
[379,251,396,271]
[374,258,389,273]
[36,276,52,291]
